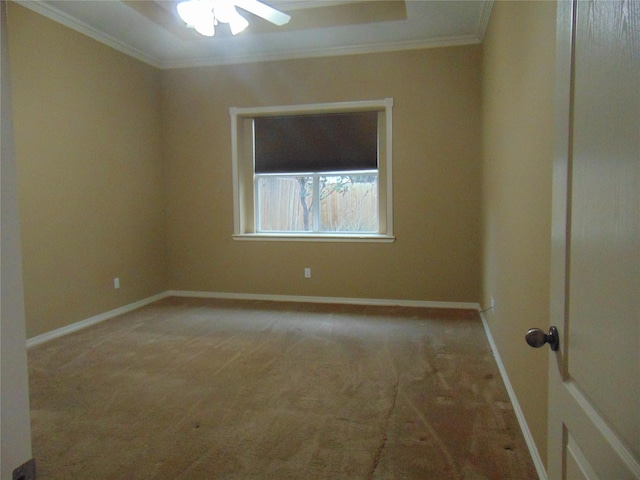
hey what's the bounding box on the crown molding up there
[476,0,494,42]
[161,34,481,69]
[16,0,489,70]
[15,0,163,68]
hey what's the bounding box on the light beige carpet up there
[28,297,538,479]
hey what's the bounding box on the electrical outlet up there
[304,268,311,278]
[114,277,120,289]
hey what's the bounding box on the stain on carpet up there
[27,297,538,479]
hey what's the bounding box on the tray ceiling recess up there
[15,0,494,68]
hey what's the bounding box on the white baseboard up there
[167,290,481,310]
[27,290,480,348]
[478,311,548,480]
[25,290,545,478]
[26,292,169,348]
[26,289,479,347]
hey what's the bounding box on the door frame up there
[548,1,573,475]
[0,1,34,477]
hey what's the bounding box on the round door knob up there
[525,326,559,351]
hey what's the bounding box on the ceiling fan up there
[176,0,291,37]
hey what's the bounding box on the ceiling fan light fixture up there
[212,0,248,35]
[211,0,236,24]
[229,14,249,35]
[177,0,288,37]
[176,0,211,28]
[194,13,216,37]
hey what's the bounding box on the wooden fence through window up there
[258,177,377,232]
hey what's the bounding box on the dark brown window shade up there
[254,111,378,174]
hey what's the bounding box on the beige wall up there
[6,0,560,470]
[481,1,556,468]
[9,4,483,338]
[162,47,483,302]
[8,3,167,338]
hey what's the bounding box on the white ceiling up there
[16,0,493,69]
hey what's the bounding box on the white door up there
[546,1,640,479]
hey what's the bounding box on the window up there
[231,99,393,242]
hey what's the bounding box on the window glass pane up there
[319,174,378,232]
[256,176,313,232]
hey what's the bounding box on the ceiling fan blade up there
[233,0,291,26]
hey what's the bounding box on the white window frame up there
[230,98,394,242]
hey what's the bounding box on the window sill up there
[232,233,396,243]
